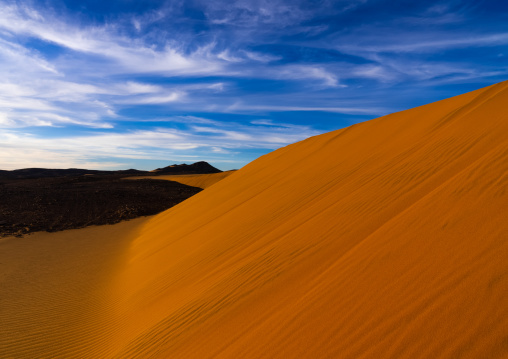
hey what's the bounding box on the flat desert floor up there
[125,170,235,189]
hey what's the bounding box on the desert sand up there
[125,170,234,189]
[0,217,149,358]
[1,81,507,358]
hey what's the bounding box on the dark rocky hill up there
[0,161,221,180]
[151,161,221,175]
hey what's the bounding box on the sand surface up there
[0,217,149,358]
[2,81,508,358]
[125,171,234,189]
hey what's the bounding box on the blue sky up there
[0,0,507,170]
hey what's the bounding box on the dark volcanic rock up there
[152,161,221,175]
[0,175,202,237]
[0,161,222,237]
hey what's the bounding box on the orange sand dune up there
[2,81,508,358]
[125,170,234,189]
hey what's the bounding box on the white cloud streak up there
[0,119,320,169]
[0,3,222,76]
[338,33,508,55]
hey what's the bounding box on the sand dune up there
[125,171,234,189]
[2,81,507,358]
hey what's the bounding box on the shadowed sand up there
[2,81,508,358]
[0,217,149,358]
[124,170,235,189]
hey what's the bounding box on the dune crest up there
[2,81,507,358]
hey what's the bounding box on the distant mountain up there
[0,161,221,180]
[151,161,222,175]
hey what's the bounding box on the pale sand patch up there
[124,170,235,189]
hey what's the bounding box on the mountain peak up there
[151,161,221,175]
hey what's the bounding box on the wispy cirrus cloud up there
[0,2,222,76]
[224,103,383,115]
[337,32,508,55]
[0,118,320,169]
[274,65,342,88]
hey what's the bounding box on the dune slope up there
[111,81,508,358]
[2,81,507,358]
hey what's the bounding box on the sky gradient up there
[0,0,507,170]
